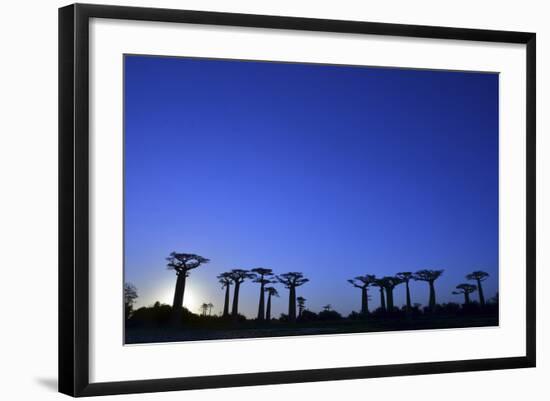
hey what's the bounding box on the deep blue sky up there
[124,55,499,318]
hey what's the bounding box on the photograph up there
[53,2,537,396]
[123,54,500,345]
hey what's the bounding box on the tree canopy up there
[166,252,210,276]
[466,271,489,282]
[276,272,309,288]
[453,283,477,295]
[414,269,444,282]
[227,269,255,283]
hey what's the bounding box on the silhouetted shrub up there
[400,304,422,316]
[299,309,318,322]
[347,311,364,320]
[129,303,173,327]
[278,313,290,322]
[318,310,342,321]
[387,307,405,316]
[483,300,499,315]
[460,301,481,315]
[232,313,248,323]
[180,307,201,323]
[438,302,461,314]
[488,292,499,305]
[371,307,392,317]
[127,303,208,328]
[411,304,423,316]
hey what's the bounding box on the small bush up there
[318,310,342,321]
[299,309,318,322]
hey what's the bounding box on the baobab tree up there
[251,268,274,321]
[297,296,306,318]
[414,269,444,312]
[322,304,332,312]
[396,272,414,313]
[452,284,477,305]
[200,303,209,316]
[380,276,403,313]
[264,286,279,321]
[217,272,232,317]
[372,278,387,312]
[347,274,375,315]
[166,252,210,324]
[124,283,138,319]
[207,302,214,316]
[228,269,254,318]
[466,271,489,306]
[276,272,309,322]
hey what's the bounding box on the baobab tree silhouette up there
[396,272,414,313]
[207,302,214,316]
[414,269,444,313]
[372,278,387,312]
[276,272,309,322]
[322,304,332,312]
[380,276,403,313]
[264,286,279,321]
[297,296,306,318]
[251,268,274,321]
[228,269,254,318]
[452,284,477,305]
[347,274,375,315]
[200,303,209,316]
[466,271,489,306]
[217,272,233,317]
[166,252,210,324]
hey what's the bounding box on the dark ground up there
[125,315,498,344]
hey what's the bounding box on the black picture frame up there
[59,3,536,397]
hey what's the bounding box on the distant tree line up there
[124,251,497,327]
[347,269,492,316]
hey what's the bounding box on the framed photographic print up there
[58,3,536,397]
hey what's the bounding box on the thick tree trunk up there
[428,281,436,312]
[464,292,470,305]
[266,293,272,321]
[477,279,485,306]
[361,287,368,315]
[223,285,230,317]
[379,287,386,312]
[232,282,241,317]
[171,273,186,324]
[257,281,265,321]
[288,286,296,321]
[405,281,411,312]
[386,287,394,312]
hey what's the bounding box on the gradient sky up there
[124,55,499,318]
